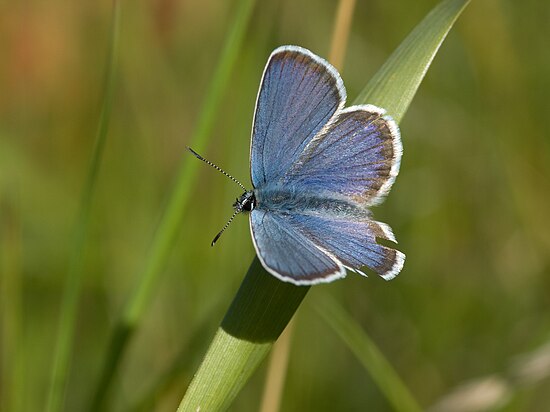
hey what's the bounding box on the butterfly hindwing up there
[250,209,346,284]
[250,46,346,188]
[286,213,405,280]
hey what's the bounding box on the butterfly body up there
[253,185,370,221]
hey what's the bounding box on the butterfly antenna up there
[187,147,247,191]
[211,209,239,246]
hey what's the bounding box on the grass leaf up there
[178,0,470,410]
[178,259,309,411]
[46,2,121,411]
[315,295,423,412]
[355,0,471,122]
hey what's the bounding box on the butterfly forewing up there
[250,46,345,188]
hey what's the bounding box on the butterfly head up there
[234,190,256,213]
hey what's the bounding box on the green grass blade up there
[315,295,423,412]
[45,2,121,411]
[88,0,257,409]
[177,0,470,410]
[355,0,471,122]
[178,258,309,411]
[1,203,24,412]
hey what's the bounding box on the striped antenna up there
[187,147,247,191]
[211,209,239,246]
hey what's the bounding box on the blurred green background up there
[1,0,550,411]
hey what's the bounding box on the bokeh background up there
[1,0,550,411]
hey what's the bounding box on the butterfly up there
[190,45,405,285]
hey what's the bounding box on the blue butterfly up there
[190,45,404,285]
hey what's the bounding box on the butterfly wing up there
[250,209,346,285]
[250,46,345,188]
[286,213,405,280]
[283,105,402,207]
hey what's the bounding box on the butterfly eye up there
[241,196,255,212]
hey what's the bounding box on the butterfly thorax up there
[254,185,370,220]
